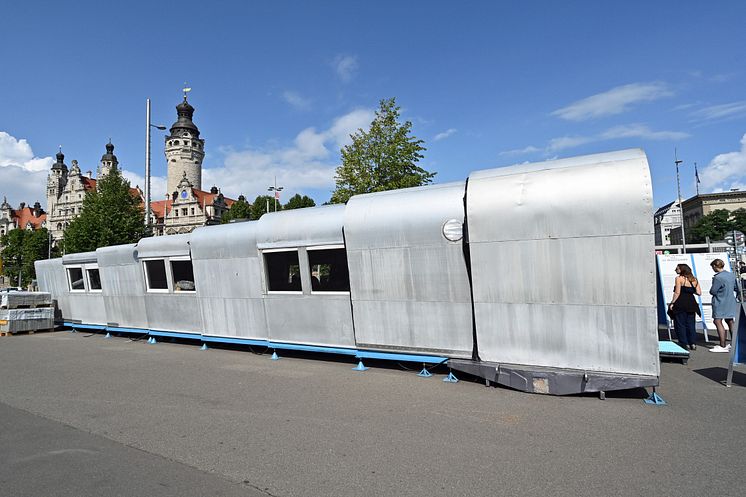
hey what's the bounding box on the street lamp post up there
[675,150,687,254]
[145,98,167,227]
[268,177,284,212]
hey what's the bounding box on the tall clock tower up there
[165,91,204,195]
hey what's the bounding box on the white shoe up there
[710,345,729,353]
[725,344,732,350]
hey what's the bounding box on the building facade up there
[0,198,47,237]
[668,190,746,245]
[653,201,681,246]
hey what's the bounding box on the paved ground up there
[0,331,744,497]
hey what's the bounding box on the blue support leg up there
[417,364,433,378]
[200,343,208,351]
[644,388,667,406]
[104,332,112,339]
[148,337,157,345]
[352,360,368,371]
[271,350,280,361]
[443,371,459,383]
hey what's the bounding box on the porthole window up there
[264,250,301,292]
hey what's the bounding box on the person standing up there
[668,264,702,351]
[709,258,738,353]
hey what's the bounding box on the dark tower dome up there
[100,140,118,164]
[51,149,67,171]
[169,96,200,137]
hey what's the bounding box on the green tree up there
[284,194,316,210]
[688,209,735,243]
[62,169,150,254]
[730,208,746,234]
[330,97,434,204]
[250,195,282,221]
[0,228,56,287]
[221,195,252,223]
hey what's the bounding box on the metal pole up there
[675,150,686,254]
[736,230,745,303]
[273,176,278,212]
[266,199,269,214]
[145,98,151,227]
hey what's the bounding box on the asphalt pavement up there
[0,331,744,497]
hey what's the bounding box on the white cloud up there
[0,131,53,208]
[700,133,746,190]
[202,108,374,201]
[333,55,358,82]
[691,101,746,122]
[600,124,689,141]
[282,90,311,111]
[500,123,687,157]
[433,128,457,142]
[552,82,673,121]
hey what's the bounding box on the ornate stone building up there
[46,142,135,243]
[0,198,47,238]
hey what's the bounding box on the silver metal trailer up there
[135,234,203,337]
[255,205,356,349]
[35,258,68,322]
[345,181,474,359]
[96,244,149,332]
[190,221,268,342]
[450,149,658,393]
[59,251,107,328]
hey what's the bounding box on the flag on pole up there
[274,190,280,200]
[695,163,700,184]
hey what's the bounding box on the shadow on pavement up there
[693,367,746,387]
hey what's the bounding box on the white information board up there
[656,252,733,333]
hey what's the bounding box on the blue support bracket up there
[644,389,667,406]
[352,360,368,371]
[148,337,157,345]
[104,332,112,339]
[68,328,77,333]
[417,364,433,378]
[443,371,459,383]
[271,350,280,361]
[200,343,208,351]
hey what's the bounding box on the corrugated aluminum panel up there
[35,258,70,319]
[255,207,355,348]
[96,244,149,329]
[190,223,267,339]
[136,233,191,258]
[467,149,659,376]
[345,181,473,358]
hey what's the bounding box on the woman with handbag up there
[668,264,702,351]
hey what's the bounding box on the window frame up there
[66,266,86,293]
[169,256,196,294]
[85,264,103,293]
[307,244,351,295]
[142,258,171,293]
[262,248,303,295]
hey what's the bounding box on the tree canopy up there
[688,208,746,243]
[284,194,316,210]
[0,228,56,287]
[330,97,434,204]
[221,195,252,223]
[250,195,282,221]
[61,169,150,254]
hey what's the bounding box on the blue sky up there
[1,1,745,211]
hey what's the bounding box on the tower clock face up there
[181,190,188,199]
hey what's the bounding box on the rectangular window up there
[171,260,196,292]
[144,259,168,291]
[67,267,85,291]
[87,268,102,291]
[182,208,188,216]
[264,251,301,292]
[308,248,350,292]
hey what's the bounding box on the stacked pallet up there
[0,292,54,336]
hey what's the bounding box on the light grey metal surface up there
[136,233,191,258]
[345,181,473,357]
[466,149,659,376]
[61,252,97,265]
[255,206,355,347]
[60,251,107,326]
[34,258,68,320]
[190,223,267,339]
[134,234,202,334]
[96,244,148,329]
